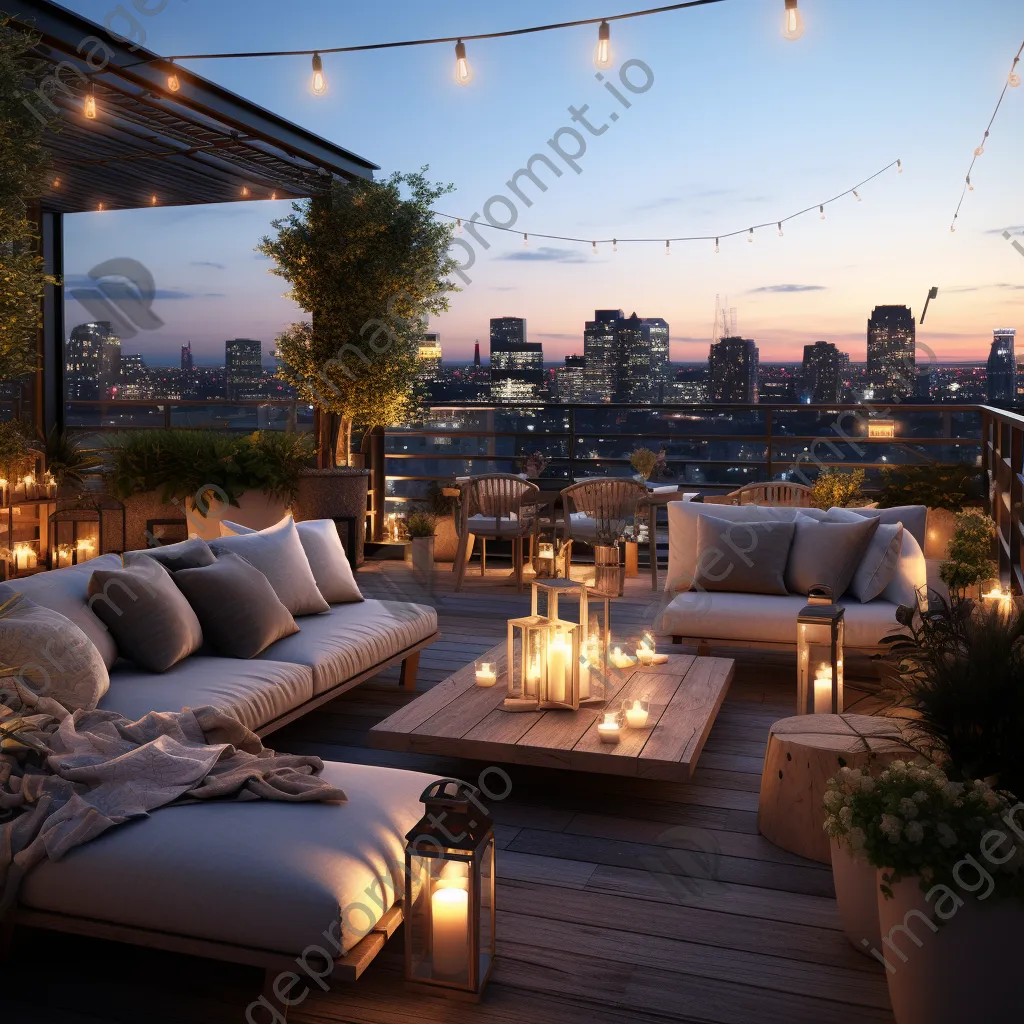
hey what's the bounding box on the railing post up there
[1011,422,1022,593]
[369,426,385,543]
[765,405,773,480]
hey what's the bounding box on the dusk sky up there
[61,0,1024,366]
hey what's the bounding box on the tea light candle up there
[610,646,636,669]
[13,543,36,570]
[624,699,649,729]
[475,662,497,687]
[431,884,469,978]
[636,647,655,666]
[813,664,834,714]
[597,712,621,744]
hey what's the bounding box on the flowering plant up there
[824,760,1024,902]
[629,447,657,481]
[521,451,548,479]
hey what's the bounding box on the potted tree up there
[938,508,997,605]
[405,511,437,572]
[423,481,460,563]
[257,170,457,564]
[878,464,983,558]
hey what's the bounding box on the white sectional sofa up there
[5,549,443,1010]
[653,501,928,657]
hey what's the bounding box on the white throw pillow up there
[0,586,109,711]
[219,516,362,605]
[210,515,330,616]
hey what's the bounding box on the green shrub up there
[405,511,437,538]
[878,463,982,512]
[810,468,865,510]
[938,508,997,602]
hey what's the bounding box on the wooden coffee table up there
[369,645,734,782]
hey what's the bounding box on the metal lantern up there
[796,585,844,715]
[404,779,495,1000]
[533,580,611,705]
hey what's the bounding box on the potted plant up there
[34,426,102,495]
[405,510,437,572]
[810,468,866,510]
[879,464,983,558]
[938,509,997,605]
[422,481,460,563]
[257,171,457,563]
[520,451,548,480]
[629,447,657,483]
[109,429,314,547]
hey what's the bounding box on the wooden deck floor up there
[7,558,895,1024]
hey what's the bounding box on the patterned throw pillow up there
[0,584,109,711]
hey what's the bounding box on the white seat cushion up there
[259,600,437,695]
[98,656,313,732]
[653,591,905,650]
[19,760,435,957]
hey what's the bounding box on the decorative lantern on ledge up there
[404,779,495,1001]
[796,585,844,715]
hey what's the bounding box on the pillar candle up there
[813,665,834,714]
[547,633,569,703]
[475,663,497,687]
[431,886,469,978]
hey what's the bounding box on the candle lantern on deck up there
[404,779,495,1000]
[533,579,611,705]
[796,585,844,715]
[504,612,547,711]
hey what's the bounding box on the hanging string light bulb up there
[967,176,974,192]
[975,131,989,156]
[84,83,97,119]
[665,239,671,256]
[592,240,598,255]
[594,21,613,70]
[523,233,529,247]
[454,40,473,86]
[1010,57,1020,88]
[714,237,720,253]
[166,60,180,92]
[782,0,804,41]
[51,177,61,189]
[612,238,618,252]
[853,190,862,201]
[456,217,463,234]
[819,205,826,220]
[150,195,157,205]
[897,159,903,173]
[777,221,784,236]
[748,228,754,243]
[241,185,250,197]
[311,52,326,95]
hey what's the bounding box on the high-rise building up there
[473,341,481,368]
[641,317,670,400]
[987,328,1017,405]
[66,321,121,400]
[180,341,194,372]
[416,333,442,381]
[801,341,842,402]
[555,355,588,403]
[867,305,916,401]
[708,337,759,403]
[583,309,621,401]
[582,310,669,402]
[489,317,543,402]
[225,338,262,400]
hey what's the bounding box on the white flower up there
[880,814,903,842]
[823,814,839,833]
[848,827,867,853]
[904,821,925,844]
[839,805,853,828]
[937,823,957,848]
[823,790,845,812]
[942,781,964,802]
[898,797,920,819]
[891,760,907,772]
[982,789,1001,809]
[912,790,929,804]
[859,775,876,793]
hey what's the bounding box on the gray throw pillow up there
[209,516,329,617]
[785,517,879,599]
[850,523,904,603]
[173,552,299,658]
[221,517,362,604]
[123,537,216,572]
[88,560,204,672]
[692,515,796,595]
[0,585,109,711]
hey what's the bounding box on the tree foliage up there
[938,507,997,601]
[810,468,865,510]
[0,16,56,382]
[256,169,457,463]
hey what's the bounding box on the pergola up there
[6,0,378,432]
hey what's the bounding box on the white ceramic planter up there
[185,490,290,541]
[876,871,1022,1024]
[830,837,881,956]
[409,535,435,572]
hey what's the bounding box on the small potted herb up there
[405,510,437,572]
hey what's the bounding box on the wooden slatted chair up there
[559,478,650,581]
[722,482,813,507]
[454,474,541,592]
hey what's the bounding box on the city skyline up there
[56,0,1024,367]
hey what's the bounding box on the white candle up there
[475,663,497,687]
[597,712,621,743]
[636,648,655,666]
[547,633,569,703]
[431,885,469,977]
[625,700,649,729]
[611,646,635,669]
[813,665,834,714]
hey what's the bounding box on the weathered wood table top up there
[370,645,735,782]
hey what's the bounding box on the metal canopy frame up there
[8,0,378,213]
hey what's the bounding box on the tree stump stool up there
[758,714,912,864]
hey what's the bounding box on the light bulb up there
[748,228,754,243]
[97,202,104,211]
[241,185,250,197]
[84,85,97,119]
[311,52,326,95]
[150,195,157,205]
[523,233,528,247]
[166,61,180,92]
[819,205,825,220]
[1010,60,1021,88]
[454,40,473,86]
[594,21,613,70]
[456,217,463,234]
[51,177,61,189]
[270,191,277,200]
[897,159,903,173]
[612,238,618,252]
[853,190,862,201]
[714,237,720,253]
[975,145,985,157]
[778,221,783,236]
[967,176,974,191]
[782,0,804,41]
[665,240,671,256]
[592,240,598,255]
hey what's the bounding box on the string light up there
[1010,56,1020,87]
[311,52,326,94]
[897,159,903,173]
[166,60,180,92]
[592,240,598,254]
[51,177,60,188]
[975,131,988,157]
[594,20,613,70]
[777,221,783,236]
[967,176,974,192]
[523,232,529,247]
[454,40,473,86]
[852,190,862,201]
[819,205,825,220]
[748,228,754,243]
[665,239,671,256]
[456,218,463,234]
[150,195,158,205]
[782,0,804,41]
[84,84,97,119]
[714,237,719,253]
[97,202,104,211]
[612,238,618,252]
[241,185,250,197]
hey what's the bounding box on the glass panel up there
[573,407,766,436]
[772,441,983,468]
[397,407,570,434]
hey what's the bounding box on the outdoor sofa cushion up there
[692,515,795,595]
[122,537,216,571]
[210,516,331,617]
[785,516,879,598]
[653,591,904,651]
[259,599,438,695]
[19,759,434,958]
[10,554,122,669]
[98,656,313,733]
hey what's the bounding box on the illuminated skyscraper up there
[583,310,669,402]
[867,305,916,401]
[987,328,1017,405]
[709,337,759,403]
[801,341,842,402]
[66,321,120,400]
[225,338,262,400]
[489,317,543,402]
[416,333,443,381]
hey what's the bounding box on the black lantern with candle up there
[404,779,495,1000]
[796,585,844,716]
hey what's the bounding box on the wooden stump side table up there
[757,714,912,864]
